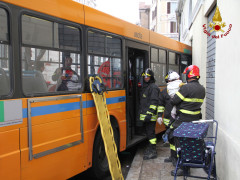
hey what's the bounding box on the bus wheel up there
[91,126,119,179]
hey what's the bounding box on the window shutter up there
[170,22,173,33]
[167,2,170,14]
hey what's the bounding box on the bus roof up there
[2,0,191,54]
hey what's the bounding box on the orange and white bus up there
[0,0,192,179]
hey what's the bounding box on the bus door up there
[126,46,149,145]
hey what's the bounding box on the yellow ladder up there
[89,76,124,180]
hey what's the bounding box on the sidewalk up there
[126,140,206,180]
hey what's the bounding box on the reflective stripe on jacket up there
[139,82,160,121]
[172,80,205,127]
[158,88,174,126]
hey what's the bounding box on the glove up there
[162,128,171,143]
[144,114,152,123]
[157,117,163,125]
[162,133,168,143]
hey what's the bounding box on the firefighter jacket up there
[139,81,160,122]
[171,80,205,128]
[158,88,175,127]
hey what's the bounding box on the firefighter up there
[170,65,206,176]
[139,68,160,160]
[158,71,182,166]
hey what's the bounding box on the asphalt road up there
[69,144,139,180]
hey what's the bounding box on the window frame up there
[180,53,192,83]
[150,47,167,86]
[87,28,123,90]
[168,51,180,74]
[170,21,177,33]
[20,12,83,96]
[167,2,171,14]
[21,13,82,54]
[0,6,12,98]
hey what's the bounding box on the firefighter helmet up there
[165,71,180,82]
[142,68,155,81]
[165,70,180,82]
[183,65,200,80]
[165,71,172,83]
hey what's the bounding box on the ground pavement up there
[126,139,207,180]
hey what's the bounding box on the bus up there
[0,0,192,179]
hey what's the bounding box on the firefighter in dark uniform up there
[139,68,160,160]
[158,71,182,166]
[170,65,206,176]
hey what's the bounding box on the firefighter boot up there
[164,149,176,164]
[164,156,172,163]
[171,149,177,166]
[144,143,151,156]
[143,144,157,160]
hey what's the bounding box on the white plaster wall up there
[215,0,240,179]
[178,0,240,179]
[191,6,207,119]
[180,0,190,42]
[182,5,207,119]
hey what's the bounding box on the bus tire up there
[91,126,119,179]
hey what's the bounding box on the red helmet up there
[183,65,200,80]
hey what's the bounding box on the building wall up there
[178,0,240,179]
[150,0,157,31]
[178,0,207,118]
[159,1,167,34]
[139,10,150,29]
[190,6,207,119]
[215,0,240,179]
[139,2,150,29]
[149,0,178,40]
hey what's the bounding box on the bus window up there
[88,55,122,89]
[159,49,166,63]
[21,15,81,95]
[169,51,179,73]
[22,15,53,47]
[0,8,10,96]
[106,35,121,57]
[87,31,122,89]
[180,54,192,82]
[151,48,158,62]
[151,48,167,86]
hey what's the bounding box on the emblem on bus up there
[202,6,232,39]
[134,32,142,39]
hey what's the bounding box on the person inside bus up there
[52,56,81,91]
[35,61,45,73]
[139,68,160,160]
[0,68,10,95]
[24,61,48,93]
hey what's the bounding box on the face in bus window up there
[65,57,73,69]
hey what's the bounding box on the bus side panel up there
[2,0,85,25]
[0,129,20,180]
[20,94,89,180]
[106,90,127,152]
[108,108,127,151]
[149,31,192,53]
[84,6,149,43]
